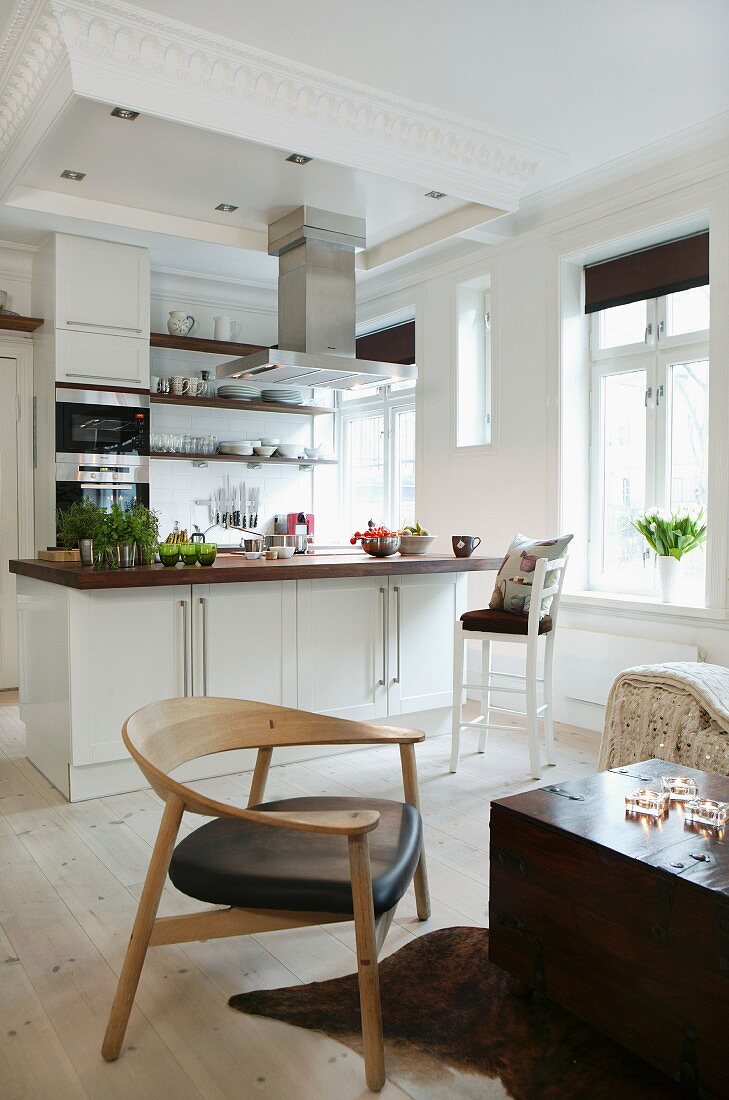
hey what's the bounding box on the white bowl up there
[398,534,437,555]
[244,551,262,560]
[276,443,302,459]
[304,447,323,459]
[276,545,296,558]
[244,440,262,448]
[253,445,276,457]
[259,437,280,446]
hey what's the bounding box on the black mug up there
[452,535,481,558]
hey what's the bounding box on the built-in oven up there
[56,456,150,514]
[56,386,149,457]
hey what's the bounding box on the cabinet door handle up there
[377,586,387,686]
[199,596,208,697]
[65,372,140,383]
[393,585,401,684]
[179,599,189,696]
[66,320,143,333]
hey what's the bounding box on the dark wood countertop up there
[10,552,501,590]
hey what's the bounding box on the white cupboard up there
[54,329,149,387]
[53,234,150,338]
[297,577,389,720]
[191,581,297,706]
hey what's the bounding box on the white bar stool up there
[450,555,568,779]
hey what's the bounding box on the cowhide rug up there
[229,927,679,1099]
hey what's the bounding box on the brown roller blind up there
[356,320,415,364]
[584,231,709,314]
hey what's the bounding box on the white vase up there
[167,310,195,337]
[657,556,680,603]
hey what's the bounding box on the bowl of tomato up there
[350,525,401,557]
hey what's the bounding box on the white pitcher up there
[214,316,237,342]
[167,311,195,337]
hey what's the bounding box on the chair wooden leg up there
[478,639,491,754]
[450,625,465,773]
[525,636,542,781]
[399,743,431,920]
[349,833,386,1092]
[543,635,556,766]
[102,793,184,1062]
[374,905,397,955]
[248,746,273,806]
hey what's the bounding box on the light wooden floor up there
[0,688,598,1099]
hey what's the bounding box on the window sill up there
[561,590,729,624]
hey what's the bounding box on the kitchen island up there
[11,553,499,800]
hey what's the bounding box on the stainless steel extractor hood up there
[217,207,417,390]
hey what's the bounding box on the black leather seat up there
[461,608,553,635]
[169,796,423,915]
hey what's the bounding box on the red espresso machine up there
[288,512,314,550]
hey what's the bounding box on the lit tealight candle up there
[625,788,670,818]
[660,775,699,801]
[684,798,729,828]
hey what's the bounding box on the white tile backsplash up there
[150,403,319,541]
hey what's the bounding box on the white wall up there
[359,135,729,735]
[0,243,33,315]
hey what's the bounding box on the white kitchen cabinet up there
[297,577,389,720]
[387,572,467,714]
[54,329,149,387]
[54,234,150,339]
[191,581,297,706]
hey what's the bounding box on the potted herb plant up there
[632,508,707,602]
[56,499,103,566]
[128,503,160,566]
[105,502,136,568]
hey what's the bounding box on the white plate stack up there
[217,382,260,401]
[261,387,304,406]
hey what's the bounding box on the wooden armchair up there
[102,697,430,1092]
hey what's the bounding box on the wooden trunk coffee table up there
[489,760,729,1097]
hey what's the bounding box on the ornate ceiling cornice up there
[0,0,563,211]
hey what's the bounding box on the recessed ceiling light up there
[286,153,312,165]
[425,190,447,199]
[215,203,239,213]
[60,169,86,181]
[111,106,139,120]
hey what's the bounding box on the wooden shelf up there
[150,452,336,467]
[150,332,265,357]
[0,314,44,333]
[150,393,334,416]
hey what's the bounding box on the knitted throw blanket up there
[599,662,729,777]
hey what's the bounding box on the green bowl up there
[158,543,180,567]
[196,542,217,566]
[179,542,199,565]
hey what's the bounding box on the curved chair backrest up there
[123,696,422,819]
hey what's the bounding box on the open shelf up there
[0,314,44,333]
[150,393,334,416]
[150,452,336,468]
[150,332,265,357]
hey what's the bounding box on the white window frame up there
[589,293,709,596]
[453,270,496,455]
[338,383,416,531]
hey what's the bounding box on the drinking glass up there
[179,542,198,565]
[196,543,217,566]
[158,543,180,567]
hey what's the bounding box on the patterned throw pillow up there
[489,533,573,616]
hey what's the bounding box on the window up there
[456,277,492,448]
[341,382,416,531]
[590,289,709,599]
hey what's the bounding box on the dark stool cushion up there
[169,796,422,915]
[461,608,553,635]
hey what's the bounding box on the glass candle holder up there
[158,543,180,567]
[684,798,729,828]
[625,787,669,818]
[196,543,217,566]
[660,775,699,802]
[179,542,199,565]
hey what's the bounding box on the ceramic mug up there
[214,316,237,342]
[188,378,208,397]
[170,376,191,396]
[452,534,482,558]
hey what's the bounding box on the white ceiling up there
[20,98,469,247]
[132,0,729,190]
[0,0,728,284]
